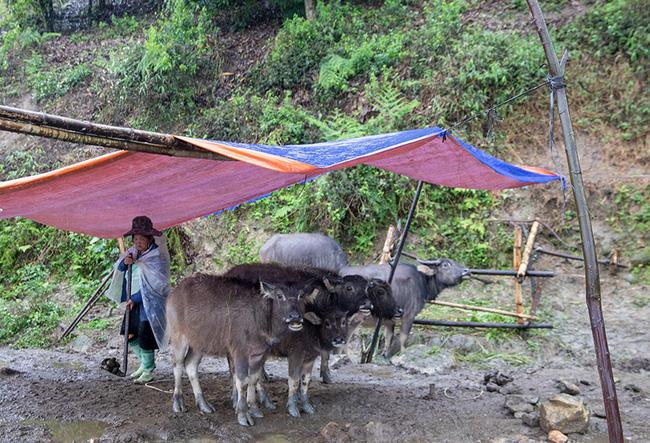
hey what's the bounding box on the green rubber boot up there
[129,341,145,379]
[134,350,155,384]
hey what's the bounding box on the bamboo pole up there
[117,238,126,254]
[513,226,524,324]
[430,300,536,320]
[518,220,540,278]
[0,106,232,162]
[526,1,623,440]
[413,319,553,329]
[379,225,396,264]
[535,247,627,268]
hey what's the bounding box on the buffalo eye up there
[443,262,450,268]
[324,320,331,329]
[346,284,354,292]
[341,318,347,326]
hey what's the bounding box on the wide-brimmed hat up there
[123,216,162,237]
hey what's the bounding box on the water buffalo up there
[340,259,469,357]
[319,278,402,383]
[166,273,314,426]
[260,233,349,272]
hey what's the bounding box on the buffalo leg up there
[227,354,238,410]
[232,353,254,426]
[184,348,215,414]
[256,381,277,410]
[171,340,188,413]
[300,359,316,415]
[319,351,333,384]
[382,320,395,357]
[246,353,266,419]
[286,354,303,418]
[390,317,414,357]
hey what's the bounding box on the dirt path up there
[1,266,648,443]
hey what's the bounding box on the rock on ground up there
[547,430,569,443]
[539,394,590,434]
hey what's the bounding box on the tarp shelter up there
[0,127,561,237]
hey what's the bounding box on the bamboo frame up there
[518,220,540,277]
[379,225,396,264]
[527,1,623,440]
[430,300,536,320]
[0,106,232,162]
[513,226,524,324]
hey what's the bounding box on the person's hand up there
[124,253,135,265]
[126,300,135,310]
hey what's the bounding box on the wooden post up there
[526,1,623,440]
[513,226,524,324]
[518,220,540,277]
[117,238,126,254]
[609,250,619,276]
[379,225,396,264]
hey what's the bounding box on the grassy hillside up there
[0,0,648,347]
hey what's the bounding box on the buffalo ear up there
[416,264,435,276]
[260,281,283,300]
[304,312,322,325]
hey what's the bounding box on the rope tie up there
[547,74,569,219]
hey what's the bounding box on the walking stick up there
[60,270,114,340]
[121,258,133,377]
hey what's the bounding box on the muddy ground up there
[1,259,649,443]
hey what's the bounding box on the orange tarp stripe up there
[0,150,131,192]
[175,136,317,173]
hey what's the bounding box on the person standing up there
[107,216,171,383]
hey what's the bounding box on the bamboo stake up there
[513,226,524,324]
[413,319,553,329]
[117,238,126,254]
[379,225,396,264]
[0,109,231,162]
[430,300,536,320]
[518,220,540,278]
[526,2,623,440]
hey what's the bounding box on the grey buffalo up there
[340,259,469,357]
[260,233,349,272]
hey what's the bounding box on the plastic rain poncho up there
[107,235,171,350]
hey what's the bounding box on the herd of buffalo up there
[165,233,469,426]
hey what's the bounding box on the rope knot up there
[547,74,566,91]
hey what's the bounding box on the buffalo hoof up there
[237,412,255,427]
[321,371,333,384]
[196,397,216,414]
[287,397,301,418]
[172,394,186,413]
[301,400,316,415]
[259,392,277,410]
[248,405,264,418]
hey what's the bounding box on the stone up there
[445,334,479,352]
[539,394,590,434]
[630,248,650,267]
[486,382,500,392]
[499,384,523,395]
[320,422,349,443]
[505,395,535,414]
[558,380,581,395]
[484,370,514,386]
[547,430,568,443]
[521,411,540,428]
[514,411,525,419]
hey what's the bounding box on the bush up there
[561,0,649,72]
[26,55,91,102]
[108,0,219,124]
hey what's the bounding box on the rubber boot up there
[134,350,155,384]
[128,341,145,379]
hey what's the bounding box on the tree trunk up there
[304,0,316,20]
